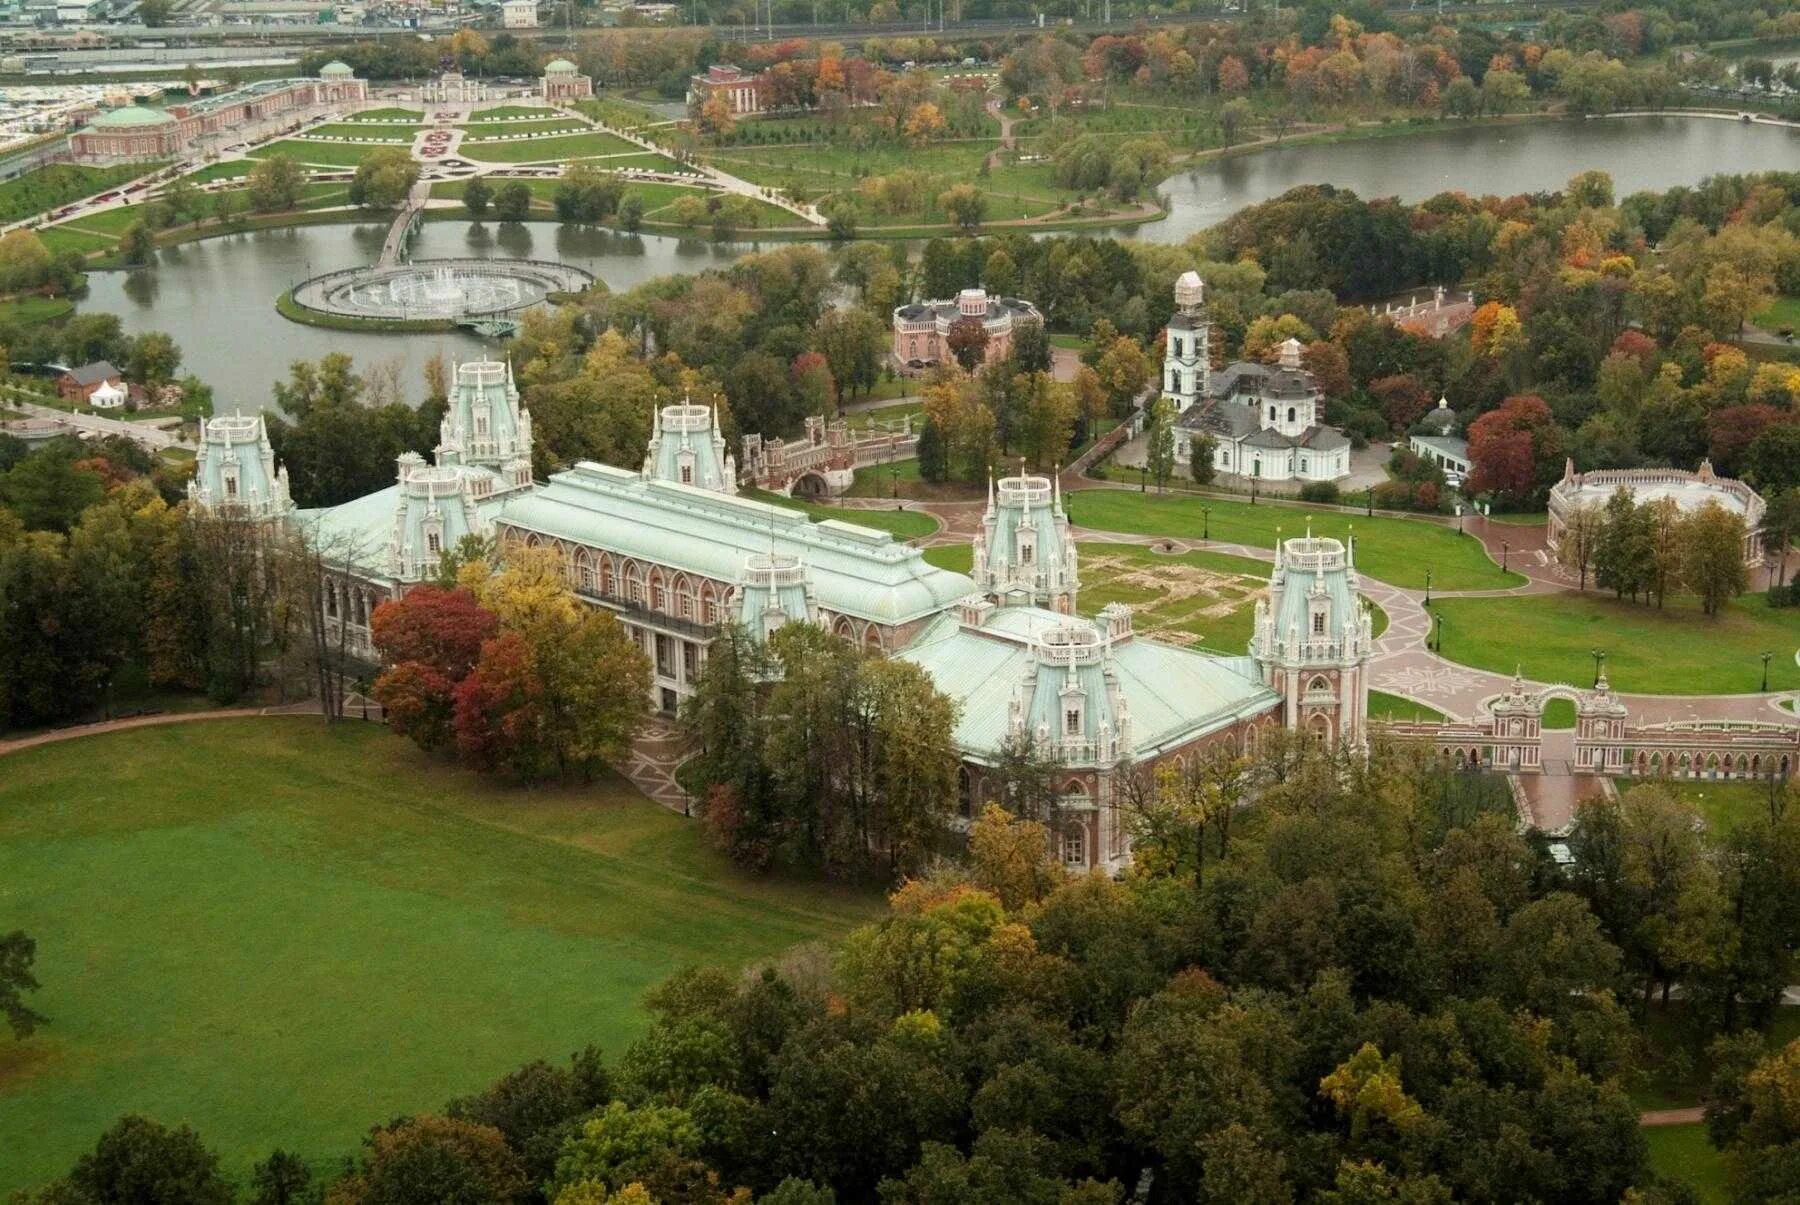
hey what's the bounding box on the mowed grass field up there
[459,131,642,163]
[1644,1124,1728,1204]
[1064,488,1521,591]
[1428,592,1800,695]
[0,719,878,1196]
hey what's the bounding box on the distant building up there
[424,71,488,104]
[1548,459,1766,566]
[1408,398,1468,477]
[57,360,123,402]
[892,288,1042,373]
[501,0,537,27]
[540,58,593,102]
[69,66,367,162]
[1164,273,1351,484]
[687,63,762,115]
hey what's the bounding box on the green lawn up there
[923,543,973,573]
[1644,1124,1728,1205]
[1427,592,1800,695]
[0,718,876,1196]
[345,107,422,123]
[248,139,393,168]
[460,119,588,140]
[470,105,562,120]
[179,160,254,185]
[1753,295,1799,332]
[459,131,641,163]
[1369,690,1449,723]
[0,295,73,325]
[301,123,412,142]
[747,488,939,541]
[35,225,116,256]
[1064,488,1520,591]
[0,161,163,224]
[1616,776,1786,836]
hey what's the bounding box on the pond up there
[79,221,751,410]
[1141,115,1800,244]
[75,115,1800,410]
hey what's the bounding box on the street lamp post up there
[1202,506,1210,541]
[1424,567,1432,606]
[1456,502,1464,533]
[1139,464,1146,493]
[1432,608,1442,653]
[1502,541,1509,574]
[1762,650,1774,693]
[1591,648,1606,687]
[1366,485,1373,517]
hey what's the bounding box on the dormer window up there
[1312,611,1325,635]
[1268,406,1277,422]
[1065,707,1081,736]
[1287,406,1297,424]
[475,414,489,436]
[224,473,238,498]
[681,464,693,484]
[426,531,441,555]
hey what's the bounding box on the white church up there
[1162,271,1352,484]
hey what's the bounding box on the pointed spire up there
[987,466,994,511]
[1053,464,1061,511]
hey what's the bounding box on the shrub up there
[1298,481,1340,504]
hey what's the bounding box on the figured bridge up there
[742,413,919,498]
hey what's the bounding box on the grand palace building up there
[191,359,1375,871]
[71,64,369,162]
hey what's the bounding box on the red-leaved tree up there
[371,586,499,752]
[1467,394,1564,506]
[453,631,548,779]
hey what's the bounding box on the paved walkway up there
[1640,1107,1705,1127]
[617,715,694,815]
[4,396,189,451]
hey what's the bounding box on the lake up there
[1141,114,1800,243]
[80,222,752,410]
[75,115,1800,409]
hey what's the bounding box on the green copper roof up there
[90,107,175,128]
[320,60,354,77]
[544,58,577,72]
[898,605,1279,765]
[498,462,972,627]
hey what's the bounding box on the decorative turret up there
[1162,270,1211,413]
[188,412,294,521]
[439,358,532,489]
[732,551,816,641]
[971,469,1080,613]
[1250,531,1372,747]
[385,453,490,583]
[1002,614,1134,766]
[643,399,736,494]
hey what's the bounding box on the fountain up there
[285,257,594,331]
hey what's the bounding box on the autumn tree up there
[1681,500,1749,616]
[945,315,991,371]
[938,184,986,232]
[371,585,499,751]
[1466,394,1565,506]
